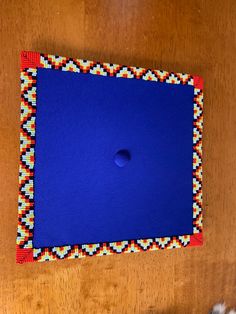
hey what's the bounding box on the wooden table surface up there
[0,1,236,313]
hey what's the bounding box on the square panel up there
[16,52,203,263]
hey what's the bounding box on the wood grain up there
[0,0,236,313]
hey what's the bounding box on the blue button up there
[114,149,131,167]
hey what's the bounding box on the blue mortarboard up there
[16,52,203,263]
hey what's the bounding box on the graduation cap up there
[16,51,203,263]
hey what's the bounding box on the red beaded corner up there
[189,233,203,247]
[16,247,34,264]
[21,51,41,69]
[193,75,203,90]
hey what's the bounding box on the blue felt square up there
[33,68,194,248]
